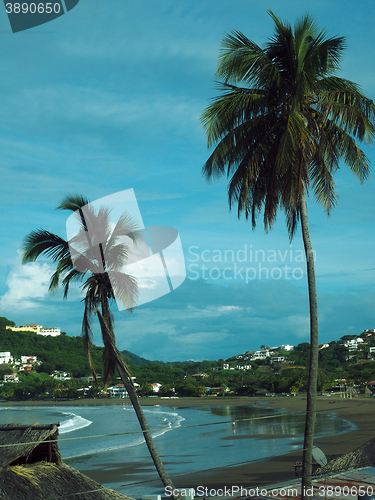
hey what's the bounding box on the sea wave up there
[60,406,185,459]
[122,406,185,440]
[59,412,92,434]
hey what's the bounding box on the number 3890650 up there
[5,3,61,14]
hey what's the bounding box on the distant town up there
[1,319,375,400]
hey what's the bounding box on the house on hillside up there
[6,324,42,333]
[280,344,294,351]
[251,351,269,360]
[37,327,61,337]
[0,352,13,364]
[0,423,132,499]
[3,374,19,383]
[270,356,286,364]
[319,343,330,350]
[362,329,375,337]
[53,371,71,381]
[345,338,365,351]
[19,356,39,371]
[5,324,60,336]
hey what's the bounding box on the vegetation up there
[0,327,104,377]
[1,316,375,400]
[200,12,375,495]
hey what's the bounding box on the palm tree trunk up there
[300,190,319,500]
[113,349,180,500]
[98,299,179,500]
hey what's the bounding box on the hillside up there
[1,316,375,400]
[0,317,158,375]
[121,350,153,366]
[0,317,105,377]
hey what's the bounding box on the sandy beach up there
[2,396,374,493]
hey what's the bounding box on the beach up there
[2,395,375,494]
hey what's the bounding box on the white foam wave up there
[59,413,92,434]
[65,407,185,458]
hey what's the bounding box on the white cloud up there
[186,304,243,318]
[0,260,52,311]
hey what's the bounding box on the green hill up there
[120,350,153,366]
[0,317,105,377]
[0,317,155,376]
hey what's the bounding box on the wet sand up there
[2,395,375,493]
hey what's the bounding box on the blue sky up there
[0,0,375,361]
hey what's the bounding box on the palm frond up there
[57,194,90,213]
[201,12,375,238]
[22,230,70,264]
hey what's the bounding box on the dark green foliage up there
[0,317,15,328]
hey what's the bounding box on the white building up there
[319,343,330,350]
[270,356,286,364]
[251,351,269,360]
[37,327,61,337]
[280,344,294,351]
[3,374,19,383]
[0,352,13,364]
[108,384,128,398]
[53,371,71,381]
[345,338,364,351]
[21,356,38,364]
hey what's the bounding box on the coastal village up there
[1,323,131,397]
[2,322,375,399]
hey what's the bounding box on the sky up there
[0,0,375,362]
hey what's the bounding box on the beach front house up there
[108,384,128,398]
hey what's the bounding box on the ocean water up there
[0,402,355,498]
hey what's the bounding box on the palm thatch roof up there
[0,423,134,500]
[315,437,375,476]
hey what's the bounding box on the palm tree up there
[22,195,179,499]
[201,12,375,497]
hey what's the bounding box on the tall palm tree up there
[22,195,179,499]
[201,12,375,497]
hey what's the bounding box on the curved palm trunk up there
[300,191,319,500]
[99,300,179,500]
[114,352,179,499]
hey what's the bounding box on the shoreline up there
[170,396,375,490]
[2,396,375,492]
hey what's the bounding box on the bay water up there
[0,402,354,498]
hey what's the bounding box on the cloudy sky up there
[0,0,375,361]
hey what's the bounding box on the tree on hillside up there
[201,12,375,497]
[22,195,179,499]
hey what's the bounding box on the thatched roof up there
[0,423,134,500]
[0,423,61,468]
[315,437,375,476]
